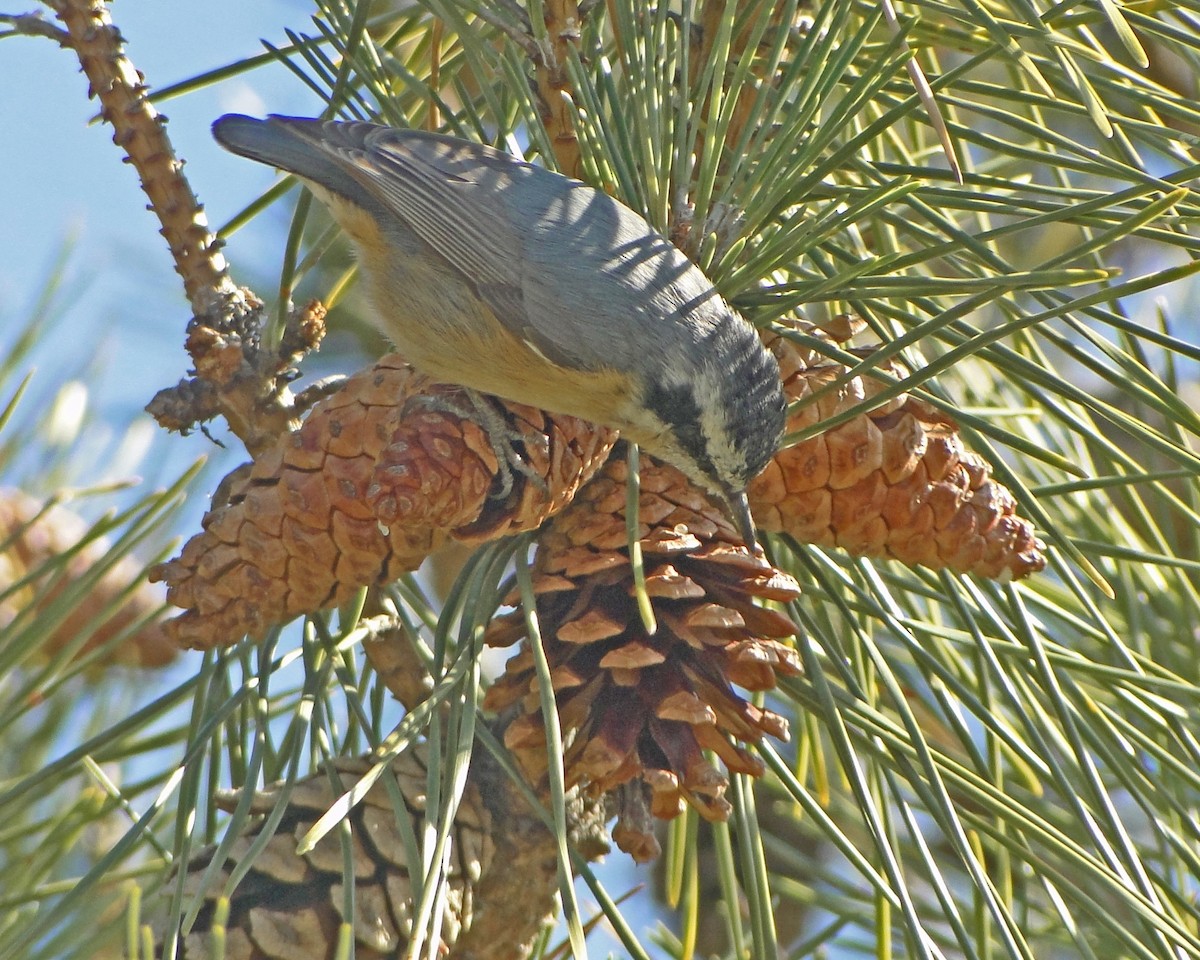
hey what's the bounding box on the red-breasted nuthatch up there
[213,115,785,549]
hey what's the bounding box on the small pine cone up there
[158,746,493,959]
[751,332,1045,580]
[0,488,174,670]
[153,356,616,650]
[483,454,802,859]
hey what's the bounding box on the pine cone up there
[483,453,801,860]
[0,488,174,670]
[368,394,617,546]
[152,356,616,649]
[751,329,1045,579]
[158,747,493,959]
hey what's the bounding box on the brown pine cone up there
[0,488,174,670]
[158,747,493,959]
[152,357,432,649]
[152,356,616,650]
[751,329,1045,580]
[483,453,802,860]
[368,394,617,546]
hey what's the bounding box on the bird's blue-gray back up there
[337,127,735,377]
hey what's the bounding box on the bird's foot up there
[404,388,549,500]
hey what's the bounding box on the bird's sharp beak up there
[723,487,759,554]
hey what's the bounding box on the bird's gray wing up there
[319,125,712,374]
[342,129,593,367]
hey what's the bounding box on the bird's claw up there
[404,388,548,500]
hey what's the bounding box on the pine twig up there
[0,9,69,42]
[41,0,230,308]
[39,0,321,456]
[357,611,434,712]
[533,0,584,177]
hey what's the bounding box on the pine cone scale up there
[485,454,804,857]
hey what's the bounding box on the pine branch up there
[36,0,323,457]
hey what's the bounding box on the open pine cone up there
[151,356,616,649]
[156,742,613,960]
[483,452,802,860]
[158,747,493,959]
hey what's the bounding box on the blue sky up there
[0,2,331,520]
[1,2,316,423]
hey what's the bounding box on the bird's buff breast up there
[339,196,671,455]
[364,254,638,433]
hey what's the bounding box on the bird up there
[212,114,786,549]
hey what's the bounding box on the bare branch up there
[533,0,584,177]
[1,10,71,43]
[42,0,323,455]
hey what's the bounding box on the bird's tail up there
[212,114,373,203]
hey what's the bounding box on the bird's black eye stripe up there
[727,337,787,479]
[643,380,719,481]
